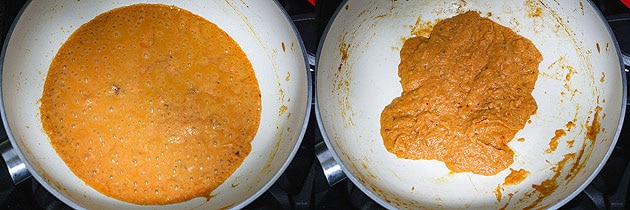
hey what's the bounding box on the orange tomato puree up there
[380,11,541,176]
[39,4,261,204]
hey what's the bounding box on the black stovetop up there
[1,0,630,209]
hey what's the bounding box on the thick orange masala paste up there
[40,4,261,204]
[380,11,541,176]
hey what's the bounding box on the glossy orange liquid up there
[40,4,261,204]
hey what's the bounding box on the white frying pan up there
[0,0,311,209]
[316,0,626,209]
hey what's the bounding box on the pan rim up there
[314,0,628,209]
[0,0,84,208]
[0,0,313,209]
[231,0,313,209]
[314,0,395,209]
[547,0,627,208]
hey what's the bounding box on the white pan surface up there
[1,0,311,209]
[316,0,625,209]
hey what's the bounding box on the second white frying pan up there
[316,0,625,209]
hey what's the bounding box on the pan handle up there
[314,141,346,186]
[0,139,31,202]
[623,54,629,73]
[0,140,14,204]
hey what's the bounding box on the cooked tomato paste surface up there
[40,4,261,204]
[380,11,541,176]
